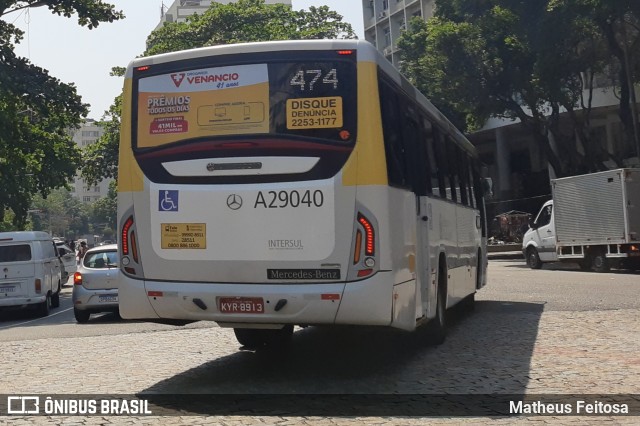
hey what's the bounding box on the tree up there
[28,187,90,237]
[88,181,116,232]
[0,1,124,227]
[146,0,355,55]
[549,0,640,160]
[398,0,623,177]
[82,0,355,182]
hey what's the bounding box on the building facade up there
[69,119,113,204]
[363,0,435,67]
[156,0,292,31]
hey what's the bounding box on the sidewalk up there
[487,243,524,260]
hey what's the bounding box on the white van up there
[0,231,63,316]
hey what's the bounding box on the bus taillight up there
[358,213,375,256]
[121,216,134,256]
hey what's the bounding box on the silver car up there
[72,244,119,323]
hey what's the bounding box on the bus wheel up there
[526,247,542,269]
[427,265,447,345]
[591,250,610,273]
[234,325,293,349]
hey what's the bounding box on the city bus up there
[117,40,488,349]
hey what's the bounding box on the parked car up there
[54,241,77,281]
[72,244,119,323]
[0,231,62,316]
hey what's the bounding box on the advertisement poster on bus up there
[137,64,269,148]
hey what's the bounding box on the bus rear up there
[118,41,394,337]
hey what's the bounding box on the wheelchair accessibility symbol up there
[159,190,179,212]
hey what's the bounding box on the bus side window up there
[433,128,451,201]
[457,148,470,206]
[446,138,460,203]
[423,119,440,197]
[402,106,429,196]
[467,157,477,208]
[379,79,408,189]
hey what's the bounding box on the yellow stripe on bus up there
[342,61,388,187]
[118,79,144,193]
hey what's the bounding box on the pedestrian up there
[77,241,88,263]
[69,240,75,252]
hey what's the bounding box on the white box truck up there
[522,168,640,272]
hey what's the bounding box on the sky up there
[9,1,364,120]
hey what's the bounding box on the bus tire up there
[234,325,293,349]
[427,262,447,345]
[591,250,609,273]
[526,247,542,269]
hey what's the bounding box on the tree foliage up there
[82,0,356,183]
[146,0,355,55]
[0,0,123,227]
[398,0,639,176]
[28,188,89,238]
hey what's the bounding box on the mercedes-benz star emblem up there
[226,194,243,210]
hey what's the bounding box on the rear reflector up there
[35,279,41,293]
[321,293,340,300]
[148,291,163,297]
[357,269,373,277]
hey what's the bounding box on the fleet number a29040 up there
[254,190,324,208]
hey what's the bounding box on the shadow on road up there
[141,300,544,416]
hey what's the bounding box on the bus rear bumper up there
[118,272,395,327]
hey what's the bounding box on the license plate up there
[99,295,118,303]
[0,286,15,293]
[219,297,264,314]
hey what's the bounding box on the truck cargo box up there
[552,168,640,246]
